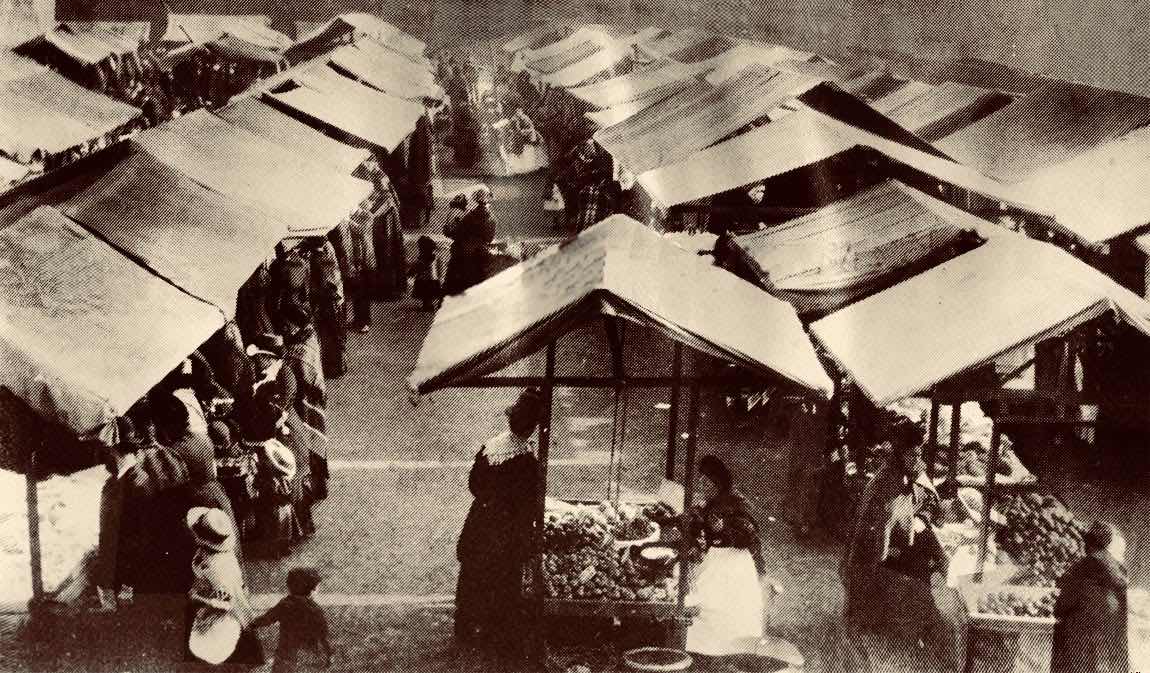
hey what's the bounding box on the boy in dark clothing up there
[252,567,333,672]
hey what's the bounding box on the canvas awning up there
[596,65,824,174]
[502,25,568,53]
[810,231,1150,406]
[731,181,975,305]
[220,22,293,51]
[819,108,1150,244]
[665,35,736,64]
[408,215,833,396]
[701,43,797,84]
[523,26,611,62]
[637,28,717,59]
[636,108,856,207]
[207,34,286,65]
[329,44,441,100]
[0,206,224,435]
[42,26,136,64]
[540,42,633,88]
[527,39,603,75]
[214,97,369,174]
[0,156,31,187]
[566,60,695,108]
[133,110,374,235]
[584,83,692,127]
[354,37,436,82]
[162,14,271,44]
[60,151,288,316]
[0,96,109,162]
[868,80,1003,140]
[934,81,1150,182]
[269,70,425,151]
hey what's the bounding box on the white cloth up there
[686,547,763,656]
[481,431,535,466]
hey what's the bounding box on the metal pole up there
[927,399,940,477]
[976,423,1001,577]
[947,402,962,496]
[665,343,683,480]
[26,451,43,602]
[532,343,556,670]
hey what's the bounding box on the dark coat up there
[443,204,495,294]
[1052,552,1129,673]
[692,490,767,576]
[456,447,539,652]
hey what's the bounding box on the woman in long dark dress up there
[455,388,544,661]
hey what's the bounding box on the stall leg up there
[664,343,682,481]
[927,399,940,477]
[946,403,962,498]
[673,384,701,651]
[26,452,43,604]
[530,344,556,671]
[976,424,1001,576]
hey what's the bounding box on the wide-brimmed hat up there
[188,606,241,665]
[262,439,297,479]
[186,507,236,552]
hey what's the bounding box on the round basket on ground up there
[726,654,797,673]
[622,647,692,672]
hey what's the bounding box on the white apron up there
[686,547,764,655]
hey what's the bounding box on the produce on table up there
[976,588,1058,618]
[543,501,676,602]
[996,491,1087,587]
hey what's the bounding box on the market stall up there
[409,215,833,661]
[811,229,1150,671]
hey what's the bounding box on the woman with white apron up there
[686,455,768,663]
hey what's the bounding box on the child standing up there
[409,235,444,311]
[251,567,333,672]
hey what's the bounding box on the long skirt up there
[313,302,346,379]
[686,548,763,656]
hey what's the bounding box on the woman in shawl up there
[277,303,329,541]
[455,389,544,663]
[308,238,346,379]
[408,113,437,229]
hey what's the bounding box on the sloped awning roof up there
[60,151,287,316]
[732,181,974,294]
[524,25,610,63]
[540,42,634,88]
[409,216,833,396]
[528,38,603,75]
[207,34,287,64]
[162,14,271,44]
[0,156,31,187]
[42,26,137,64]
[353,37,436,81]
[637,28,717,59]
[869,80,1003,138]
[810,231,1150,405]
[566,60,695,109]
[636,109,856,207]
[329,43,442,100]
[4,68,140,132]
[596,64,824,174]
[214,97,370,174]
[502,24,568,53]
[584,83,693,127]
[133,110,374,235]
[268,69,426,152]
[934,81,1150,183]
[0,96,109,162]
[0,206,224,435]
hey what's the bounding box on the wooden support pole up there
[675,383,701,649]
[946,403,962,497]
[976,423,1002,577]
[927,399,940,477]
[26,451,43,602]
[531,343,556,670]
[665,343,683,481]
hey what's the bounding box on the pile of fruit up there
[996,492,1087,587]
[543,546,674,601]
[543,501,676,602]
[976,588,1058,618]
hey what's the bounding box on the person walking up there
[1051,521,1129,673]
[251,567,333,673]
[408,112,437,229]
[308,238,347,380]
[455,389,544,664]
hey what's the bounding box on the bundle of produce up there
[976,587,1058,618]
[996,491,1086,587]
[544,507,614,551]
[543,546,674,602]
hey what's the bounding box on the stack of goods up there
[996,491,1086,587]
[542,502,677,602]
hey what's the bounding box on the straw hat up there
[186,507,236,552]
[188,607,241,665]
[262,439,297,479]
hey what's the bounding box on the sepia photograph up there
[0,0,1148,671]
